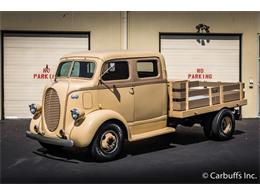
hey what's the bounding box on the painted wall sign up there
[188,68,212,80]
[33,64,55,79]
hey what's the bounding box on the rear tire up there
[203,109,235,140]
[211,109,235,140]
[91,122,124,161]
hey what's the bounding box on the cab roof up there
[61,50,164,62]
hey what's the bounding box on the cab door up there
[132,58,167,134]
[97,60,134,122]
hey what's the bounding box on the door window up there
[102,61,129,81]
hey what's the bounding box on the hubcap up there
[100,130,118,154]
[221,116,232,134]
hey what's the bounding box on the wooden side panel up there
[189,98,209,109]
[223,83,240,91]
[172,101,186,111]
[168,80,246,116]
[172,80,199,89]
[224,91,244,102]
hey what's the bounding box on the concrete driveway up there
[0,119,259,183]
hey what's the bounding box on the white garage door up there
[160,34,240,82]
[4,33,89,118]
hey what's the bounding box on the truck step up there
[131,127,175,141]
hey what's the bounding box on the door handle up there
[129,87,134,95]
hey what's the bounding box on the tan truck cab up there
[26,51,247,161]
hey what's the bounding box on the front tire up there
[91,122,124,161]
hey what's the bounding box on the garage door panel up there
[4,48,77,61]
[161,40,239,50]
[161,35,240,82]
[5,100,42,119]
[162,54,239,63]
[4,34,89,118]
[4,89,45,101]
[5,37,88,49]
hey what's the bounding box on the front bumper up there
[26,131,74,147]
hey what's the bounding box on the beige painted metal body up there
[29,51,246,147]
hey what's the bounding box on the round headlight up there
[29,104,37,115]
[71,108,80,120]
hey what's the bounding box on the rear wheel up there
[203,109,235,140]
[91,122,124,161]
[211,109,235,140]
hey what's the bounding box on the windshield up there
[56,61,95,78]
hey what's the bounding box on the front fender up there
[70,109,129,147]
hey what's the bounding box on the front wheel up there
[91,122,124,161]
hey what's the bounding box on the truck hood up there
[45,78,96,94]
[42,78,96,135]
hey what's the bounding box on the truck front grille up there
[44,88,60,132]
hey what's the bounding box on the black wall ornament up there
[196,23,210,46]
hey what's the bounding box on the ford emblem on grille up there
[71,94,79,100]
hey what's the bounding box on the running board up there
[130,127,176,142]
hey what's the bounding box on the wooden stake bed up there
[168,80,247,118]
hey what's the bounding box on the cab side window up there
[102,61,129,81]
[136,60,158,78]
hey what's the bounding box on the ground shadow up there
[234,129,245,135]
[33,147,95,163]
[169,125,208,145]
[32,126,245,163]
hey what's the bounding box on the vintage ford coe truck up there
[26,51,247,161]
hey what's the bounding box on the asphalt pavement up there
[0,118,259,183]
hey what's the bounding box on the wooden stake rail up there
[168,80,247,118]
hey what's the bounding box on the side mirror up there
[99,62,115,79]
